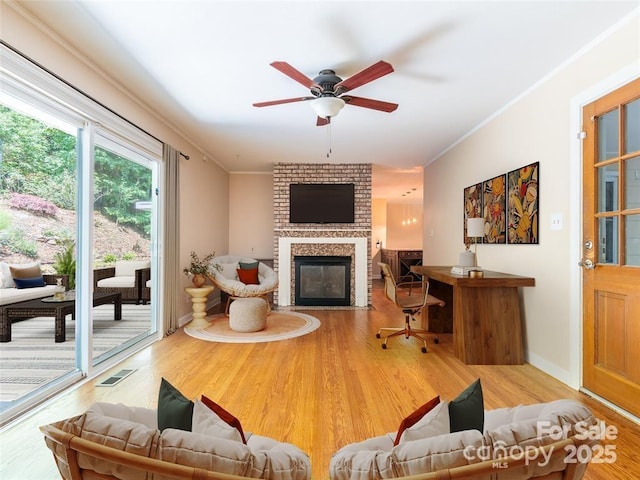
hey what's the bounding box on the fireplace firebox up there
[294,256,351,306]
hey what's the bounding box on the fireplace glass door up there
[294,256,351,306]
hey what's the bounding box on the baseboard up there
[526,351,575,389]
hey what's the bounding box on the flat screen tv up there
[289,183,355,224]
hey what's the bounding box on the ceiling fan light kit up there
[254,60,398,125]
[310,96,346,119]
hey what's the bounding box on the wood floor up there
[1,283,639,479]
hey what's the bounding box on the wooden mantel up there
[411,266,535,365]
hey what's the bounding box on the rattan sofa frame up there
[41,421,596,480]
[40,423,262,480]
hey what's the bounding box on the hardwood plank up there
[0,282,638,479]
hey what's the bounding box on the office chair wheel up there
[376,333,381,339]
[421,347,427,353]
[381,343,387,349]
[434,338,439,344]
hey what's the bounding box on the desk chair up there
[377,262,443,353]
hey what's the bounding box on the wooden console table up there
[411,266,535,365]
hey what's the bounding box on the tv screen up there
[289,183,355,224]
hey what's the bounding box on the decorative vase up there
[191,273,206,288]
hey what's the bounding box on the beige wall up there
[423,13,640,385]
[229,173,274,259]
[3,5,230,318]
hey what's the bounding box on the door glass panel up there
[597,163,619,212]
[626,156,640,210]
[92,144,153,366]
[626,214,640,266]
[0,104,79,415]
[598,216,618,265]
[598,108,619,160]
[625,98,640,154]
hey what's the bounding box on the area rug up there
[0,304,151,407]
[184,311,320,343]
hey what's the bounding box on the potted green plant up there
[53,240,76,289]
[183,251,215,287]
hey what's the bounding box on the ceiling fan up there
[253,60,398,126]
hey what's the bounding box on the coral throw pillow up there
[236,267,259,285]
[393,395,440,445]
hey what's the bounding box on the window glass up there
[598,216,618,265]
[625,98,640,154]
[626,214,640,266]
[625,156,640,210]
[598,108,619,160]
[597,163,619,212]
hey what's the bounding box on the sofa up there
[329,398,599,480]
[41,401,311,480]
[94,260,151,304]
[0,261,68,307]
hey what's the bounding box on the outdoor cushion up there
[96,276,135,288]
[114,260,150,277]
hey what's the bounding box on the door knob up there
[578,259,595,269]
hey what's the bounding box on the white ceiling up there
[13,0,639,201]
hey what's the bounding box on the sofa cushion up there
[393,395,440,445]
[54,412,159,480]
[239,261,259,270]
[449,378,484,433]
[0,284,57,306]
[97,275,135,288]
[329,429,484,480]
[88,402,158,429]
[201,394,247,444]
[192,399,244,443]
[157,378,193,432]
[397,399,450,444]
[157,429,311,480]
[114,259,150,277]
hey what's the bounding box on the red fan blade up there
[342,96,398,113]
[316,116,330,127]
[253,96,315,107]
[334,61,394,94]
[270,61,319,89]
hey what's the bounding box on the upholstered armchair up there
[94,260,151,304]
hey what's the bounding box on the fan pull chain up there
[327,119,332,158]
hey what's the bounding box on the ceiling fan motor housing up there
[312,69,343,97]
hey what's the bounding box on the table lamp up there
[466,218,485,269]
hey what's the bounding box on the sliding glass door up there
[91,136,156,365]
[0,44,162,424]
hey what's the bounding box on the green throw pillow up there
[239,261,259,270]
[157,378,194,432]
[448,378,484,433]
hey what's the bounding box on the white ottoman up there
[228,298,268,332]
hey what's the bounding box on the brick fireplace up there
[273,163,372,307]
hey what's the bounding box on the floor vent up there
[96,369,136,387]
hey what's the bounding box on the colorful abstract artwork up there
[507,162,539,244]
[482,174,507,244]
[463,183,483,245]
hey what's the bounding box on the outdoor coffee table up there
[0,292,122,343]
